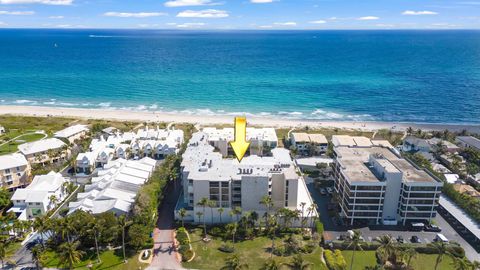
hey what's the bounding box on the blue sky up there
[0,0,479,29]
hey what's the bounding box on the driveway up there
[147,180,184,270]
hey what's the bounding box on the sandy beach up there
[0,105,479,133]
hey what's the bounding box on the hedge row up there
[324,249,347,270]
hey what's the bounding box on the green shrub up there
[182,249,194,262]
[218,243,235,253]
[324,249,347,270]
[315,220,324,234]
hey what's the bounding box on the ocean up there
[0,29,479,124]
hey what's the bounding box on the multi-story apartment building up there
[290,132,328,155]
[177,129,317,225]
[54,124,89,144]
[0,153,30,191]
[332,135,443,226]
[202,127,278,157]
[18,138,69,165]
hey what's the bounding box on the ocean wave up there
[1,99,376,121]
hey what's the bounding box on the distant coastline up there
[1,105,479,133]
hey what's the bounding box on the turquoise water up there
[0,29,479,124]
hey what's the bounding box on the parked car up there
[410,235,422,243]
[326,187,333,194]
[409,222,425,231]
[320,188,327,195]
[425,225,442,232]
[397,235,404,243]
[434,233,449,243]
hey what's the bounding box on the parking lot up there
[306,181,480,261]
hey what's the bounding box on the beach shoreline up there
[0,105,479,133]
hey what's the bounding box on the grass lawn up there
[341,250,456,270]
[42,249,148,270]
[182,228,328,270]
[0,132,46,155]
[5,241,22,258]
[341,250,378,270]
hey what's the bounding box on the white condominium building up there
[290,132,328,155]
[332,135,443,226]
[202,127,277,157]
[178,130,317,225]
[68,157,157,216]
[0,153,30,191]
[54,124,89,144]
[18,138,69,165]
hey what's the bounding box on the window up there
[4,169,10,174]
[6,175,12,181]
[16,167,21,171]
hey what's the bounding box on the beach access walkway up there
[147,180,184,270]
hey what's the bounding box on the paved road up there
[147,180,184,270]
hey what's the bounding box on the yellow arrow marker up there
[230,116,250,162]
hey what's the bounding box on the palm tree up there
[260,195,273,230]
[218,207,224,223]
[221,253,249,270]
[261,258,281,270]
[87,217,101,263]
[347,230,363,270]
[289,254,313,270]
[407,127,413,135]
[451,256,473,270]
[375,235,396,264]
[197,197,209,238]
[33,215,49,247]
[179,208,187,227]
[299,202,306,230]
[58,241,85,270]
[30,244,42,270]
[59,217,75,243]
[307,203,317,228]
[118,215,132,263]
[402,247,417,269]
[0,241,7,269]
[208,200,216,224]
[225,222,238,247]
[233,206,242,223]
[428,241,451,270]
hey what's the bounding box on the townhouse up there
[0,153,30,191]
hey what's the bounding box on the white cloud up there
[49,15,64,19]
[176,22,205,28]
[309,20,326,24]
[250,0,274,3]
[375,23,395,28]
[0,10,34,15]
[357,16,379,20]
[164,0,221,7]
[258,25,272,28]
[0,21,6,26]
[402,10,438,15]
[104,12,167,18]
[0,0,72,5]
[273,21,296,26]
[177,9,228,18]
[166,22,177,25]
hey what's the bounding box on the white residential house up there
[54,124,89,144]
[401,136,431,153]
[9,171,68,220]
[0,125,5,134]
[68,158,156,215]
[177,130,317,226]
[18,138,69,165]
[0,153,30,191]
[290,132,328,155]
[427,138,461,153]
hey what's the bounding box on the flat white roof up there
[18,138,66,156]
[54,124,89,139]
[0,153,28,170]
